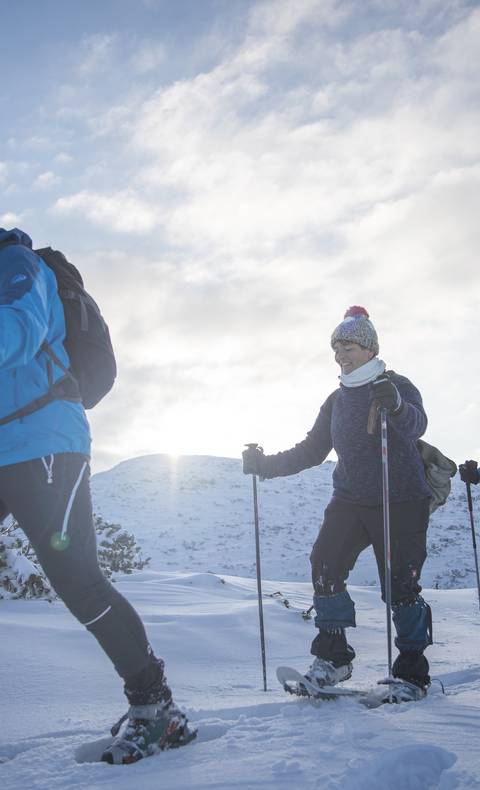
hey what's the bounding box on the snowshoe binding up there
[101,700,197,765]
[287,657,353,697]
[375,677,428,704]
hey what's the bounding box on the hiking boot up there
[101,700,197,765]
[304,657,353,689]
[310,628,356,667]
[392,651,430,690]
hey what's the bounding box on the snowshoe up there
[101,700,197,765]
[277,666,428,708]
[376,677,428,704]
[305,657,352,687]
[285,657,352,697]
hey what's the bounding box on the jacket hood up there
[0,228,33,248]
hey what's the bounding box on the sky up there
[1,0,479,472]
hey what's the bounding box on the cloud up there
[431,4,480,77]
[54,152,74,165]
[0,211,22,226]
[77,33,119,76]
[118,2,479,267]
[5,0,479,466]
[345,164,480,293]
[18,135,53,151]
[129,43,166,74]
[34,171,60,189]
[53,189,159,233]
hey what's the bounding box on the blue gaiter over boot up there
[311,591,356,667]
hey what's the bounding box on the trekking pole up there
[245,443,268,692]
[380,407,394,686]
[465,481,480,611]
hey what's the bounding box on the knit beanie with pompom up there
[330,306,379,355]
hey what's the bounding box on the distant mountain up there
[91,454,479,589]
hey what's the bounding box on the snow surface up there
[2,453,480,789]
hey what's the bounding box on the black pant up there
[309,497,432,662]
[0,453,156,687]
[310,497,430,601]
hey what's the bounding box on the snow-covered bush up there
[95,515,150,579]
[0,519,53,600]
[0,515,150,599]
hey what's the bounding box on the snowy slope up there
[1,571,480,789]
[91,454,479,589]
[2,453,480,790]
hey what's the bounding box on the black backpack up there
[35,247,117,409]
[0,243,116,424]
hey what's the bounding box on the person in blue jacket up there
[243,306,433,697]
[0,228,195,764]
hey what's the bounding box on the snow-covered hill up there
[91,454,480,589]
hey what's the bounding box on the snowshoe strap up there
[111,701,170,735]
[110,711,129,737]
[430,677,445,694]
[377,676,427,701]
[128,703,169,721]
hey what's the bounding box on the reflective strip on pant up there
[61,460,88,539]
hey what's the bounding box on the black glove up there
[459,460,480,485]
[242,444,265,476]
[369,376,402,414]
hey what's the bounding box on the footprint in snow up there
[331,744,456,790]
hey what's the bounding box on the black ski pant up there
[0,453,161,694]
[309,497,432,665]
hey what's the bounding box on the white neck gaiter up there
[339,357,386,388]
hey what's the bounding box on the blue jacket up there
[260,374,432,506]
[0,228,91,466]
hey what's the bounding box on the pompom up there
[344,305,369,319]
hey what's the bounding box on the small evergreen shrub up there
[95,515,150,579]
[0,519,53,600]
[0,515,150,599]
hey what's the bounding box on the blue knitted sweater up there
[261,373,432,506]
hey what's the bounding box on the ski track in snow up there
[2,456,480,788]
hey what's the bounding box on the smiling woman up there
[242,305,433,695]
